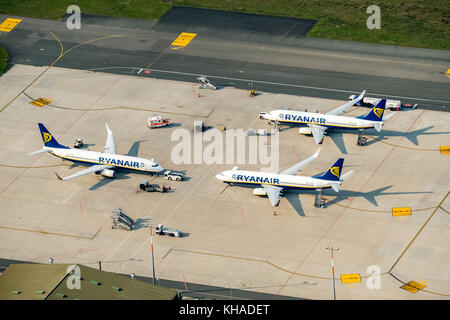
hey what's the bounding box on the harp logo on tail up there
[330,166,340,178]
[373,108,383,118]
[43,132,52,143]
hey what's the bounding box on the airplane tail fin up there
[359,99,386,122]
[313,158,344,182]
[37,123,69,149]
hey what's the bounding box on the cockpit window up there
[152,163,159,167]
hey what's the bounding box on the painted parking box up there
[400,281,426,293]
[0,18,22,32]
[171,32,197,48]
[340,273,361,284]
[30,98,53,107]
[392,207,411,216]
[440,146,450,154]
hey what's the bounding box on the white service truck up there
[348,95,416,111]
[155,224,181,237]
[163,170,184,181]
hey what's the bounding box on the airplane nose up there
[157,166,164,172]
[215,173,224,180]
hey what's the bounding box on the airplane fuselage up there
[262,110,378,130]
[216,170,333,190]
[46,147,164,173]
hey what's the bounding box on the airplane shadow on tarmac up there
[363,126,450,147]
[327,125,450,154]
[88,170,131,191]
[280,185,432,217]
[320,185,433,208]
[276,124,450,154]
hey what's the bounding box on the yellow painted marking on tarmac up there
[400,281,427,293]
[0,18,22,32]
[440,146,450,154]
[0,30,124,114]
[0,225,102,240]
[29,97,53,107]
[340,274,361,284]
[392,207,411,216]
[171,32,197,48]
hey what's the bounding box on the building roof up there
[0,264,178,300]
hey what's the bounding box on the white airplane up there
[30,123,164,181]
[216,149,353,207]
[259,91,395,144]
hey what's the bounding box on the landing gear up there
[357,129,368,146]
[272,120,279,131]
[314,189,325,208]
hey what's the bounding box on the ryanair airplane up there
[259,90,395,144]
[30,123,164,181]
[216,149,353,207]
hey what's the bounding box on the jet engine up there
[253,188,267,196]
[299,127,312,135]
[259,112,268,119]
[100,169,115,178]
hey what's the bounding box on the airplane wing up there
[55,164,113,181]
[262,185,283,207]
[104,123,116,154]
[310,125,326,144]
[326,90,365,116]
[279,148,320,175]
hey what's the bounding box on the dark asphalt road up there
[0,7,449,112]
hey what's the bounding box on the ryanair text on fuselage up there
[98,156,144,169]
[279,113,326,124]
[233,174,280,185]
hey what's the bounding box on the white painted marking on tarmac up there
[148,68,450,105]
[138,68,143,74]
[16,63,448,105]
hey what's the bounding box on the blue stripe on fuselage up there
[55,154,150,173]
[224,180,330,190]
[280,120,373,130]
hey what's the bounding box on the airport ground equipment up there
[163,170,184,181]
[139,180,171,192]
[260,113,280,131]
[148,116,170,129]
[194,121,210,133]
[155,224,181,237]
[73,138,83,148]
[249,89,256,97]
[197,75,217,90]
[314,189,326,208]
[357,129,368,146]
[349,95,417,111]
[111,208,134,230]
[248,129,268,136]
